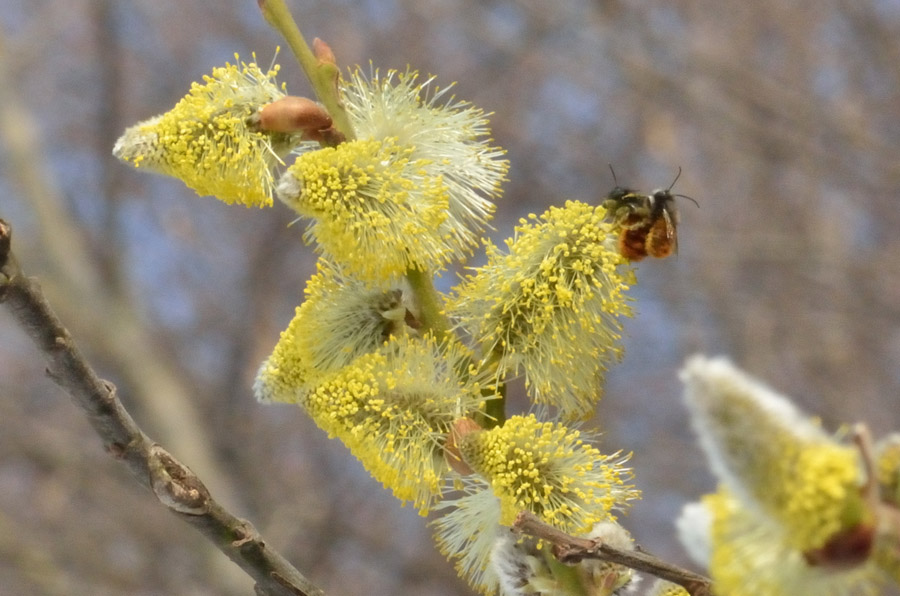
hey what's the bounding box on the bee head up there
[649,167,698,216]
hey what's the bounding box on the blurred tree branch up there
[0,219,324,596]
[514,511,714,596]
[0,24,256,591]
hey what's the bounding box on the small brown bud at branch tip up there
[258,96,334,135]
[444,417,482,476]
[313,38,336,65]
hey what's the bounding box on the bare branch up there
[513,511,715,596]
[0,218,324,596]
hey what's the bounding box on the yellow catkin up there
[297,334,484,512]
[278,138,456,283]
[448,201,633,419]
[458,414,637,532]
[114,56,299,207]
[702,488,884,596]
[682,356,868,552]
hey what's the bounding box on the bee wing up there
[662,206,678,254]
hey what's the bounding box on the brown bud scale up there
[258,96,333,134]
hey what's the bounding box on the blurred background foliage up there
[1,0,899,594]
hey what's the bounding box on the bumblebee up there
[602,168,696,261]
[601,166,646,229]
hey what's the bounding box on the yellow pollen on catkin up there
[458,414,637,533]
[682,356,870,553]
[297,334,485,512]
[113,56,299,207]
[278,138,456,283]
[448,201,633,420]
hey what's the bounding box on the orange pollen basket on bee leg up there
[644,216,676,258]
[618,218,676,261]
[611,192,680,261]
[618,227,650,261]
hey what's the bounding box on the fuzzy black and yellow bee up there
[602,167,696,261]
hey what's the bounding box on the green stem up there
[404,268,506,426]
[481,384,506,429]
[258,0,355,140]
[405,268,450,342]
[473,345,506,428]
[545,551,588,596]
